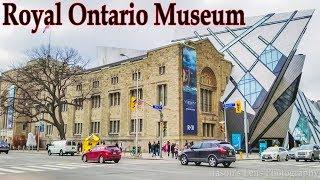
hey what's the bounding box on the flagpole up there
[48,28,52,58]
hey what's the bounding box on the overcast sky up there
[0,0,319,100]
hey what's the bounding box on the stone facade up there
[0,39,232,151]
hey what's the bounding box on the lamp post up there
[135,70,139,156]
[159,110,163,158]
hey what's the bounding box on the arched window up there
[200,67,217,113]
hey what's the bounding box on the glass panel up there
[259,44,283,72]
[237,73,264,105]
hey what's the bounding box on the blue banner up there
[6,85,15,129]
[231,133,241,150]
[182,47,197,135]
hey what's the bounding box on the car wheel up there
[262,159,265,162]
[222,162,231,168]
[285,155,289,161]
[59,150,64,156]
[71,153,74,156]
[99,156,105,164]
[48,150,52,156]
[277,155,280,162]
[114,159,120,163]
[82,155,87,163]
[180,155,188,165]
[195,162,201,166]
[208,156,218,167]
[5,151,8,154]
[311,155,315,162]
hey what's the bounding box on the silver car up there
[261,147,289,162]
[295,144,320,162]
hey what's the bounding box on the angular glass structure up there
[172,9,320,146]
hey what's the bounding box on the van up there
[48,140,77,156]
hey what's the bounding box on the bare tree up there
[0,45,90,140]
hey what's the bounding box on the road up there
[0,152,320,180]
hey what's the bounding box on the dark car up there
[82,145,121,163]
[179,140,236,167]
[0,141,9,154]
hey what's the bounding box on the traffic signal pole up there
[159,111,163,158]
[223,107,228,142]
[244,101,249,158]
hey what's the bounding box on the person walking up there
[152,142,156,157]
[170,143,175,158]
[174,144,179,159]
[148,141,152,154]
[167,141,171,157]
[156,141,160,156]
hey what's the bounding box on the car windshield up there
[265,147,279,152]
[290,147,298,151]
[299,145,313,150]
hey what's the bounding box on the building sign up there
[231,133,241,150]
[182,46,197,135]
[6,85,15,129]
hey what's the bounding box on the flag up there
[43,25,50,33]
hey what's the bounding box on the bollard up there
[239,151,243,160]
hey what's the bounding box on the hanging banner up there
[6,85,15,129]
[182,46,197,135]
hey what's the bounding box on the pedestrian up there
[170,143,175,158]
[167,141,171,157]
[152,142,156,157]
[148,141,151,153]
[77,142,81,152]
[156,141,160,156]
[184,140,188,149]
[115,142,119,148]
[174,144,179,159]
[190,141,194,147]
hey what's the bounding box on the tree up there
[0,45,89,140]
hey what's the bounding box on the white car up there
[261,147,289,162]
[48,140,77,156]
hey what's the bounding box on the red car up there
[82,146,121,163]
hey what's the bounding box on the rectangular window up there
[130,119,142,133]
[202,123,215,137]
[91,95,101,108]
[109,92,121,106]
[109,120,120,134]
[111,76,119,85]
[75,98,83,110]
[91,122,100,134]
[62,101,68,112]
[35,125,39,134]
[157,121,167,137]
[93,80,99,88]
[201,89,213,113]
[76,84,82,91]
[74,123,83,135]
[159,66,166,75]
[132,71,141,81]
[130,89,143,100]
[157,84,167,106]
[46,125,53,135]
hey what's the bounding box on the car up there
[261,147,289,162]
[288,147,299,159]
[82,145,121,163]
[295,144,320,162]
[48,140,77,156]
[179,140,236,167]
[0,141,9,154]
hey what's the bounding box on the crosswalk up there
[236,160,320,168]
[0,163,105,175]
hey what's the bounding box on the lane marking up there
[10,167,44,172]
[27,165,60,171]
[0,167,24,173]
[42,164,77,169]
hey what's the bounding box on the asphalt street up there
[0,152,320,180]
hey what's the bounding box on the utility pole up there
[135,70,139,156]
[244,101,249,158]
[159,110,163,158]
[223,106,228,142]
[37,112,44,152]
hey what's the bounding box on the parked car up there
[288,147,299,159]
[179,140,236,167]
[261,147,289,161]
[82,145,121,163]
[48,140,77,156]
[295,144,320,162]
[0,140,9,154]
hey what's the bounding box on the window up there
[109,92,121,106]
[238,73,263,106]
[259,45,283,71]
[91,95,101,108]
[201,142,214,149]
[202,123,215,137]
[130,119,142,133]
[159,66,166,75]
[91,122,100,134]
[46,125,53,135]
[111,76,119,85]
[130,89,143,100]
[191,142,202,149]
[109,120,120,134]
[74,98,83,110]
[74,123,82,135]
[22,123,28,131]
[76,84,82,91]
[64,124,67,134]
[201,89,213,113]
[157,121,167,137]
[132,71,141,81]
[62,101,68,112]
[93,80,100,88]
[157,84,167,106]
[34,125,39,134]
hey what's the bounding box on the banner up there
[231,133,242,150]
[6,85,15,129]
[182,46,197,135]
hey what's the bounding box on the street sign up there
[152,105,163,111]
[224,103,235,109]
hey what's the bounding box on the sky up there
[0,0,319,100]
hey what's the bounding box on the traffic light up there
[130,97,137,111]
[235,100,242,114]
